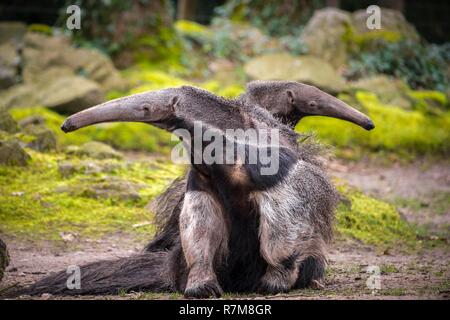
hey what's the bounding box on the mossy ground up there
[0,148,418,250]
[335,182,418,250]
[0,149,184,241]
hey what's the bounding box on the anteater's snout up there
[364,119,375,131]
[61,119,75,133]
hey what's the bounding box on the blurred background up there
[0,0,449,298]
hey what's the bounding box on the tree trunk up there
[177,0,198,20]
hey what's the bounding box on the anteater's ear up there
[170,95,180,110]
[287,90,295,105]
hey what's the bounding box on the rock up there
[352,8,420,42]
[81,179,143,201]
[38,74,104,114]
[0,30,126,112]
[0,42,20,89]
[0,238,9,282]
[301,8,420,68]
[0,138,30,166]
[0,22,26,44]
[244,53,347,93]
[349,75,412,109]
[22,32,125,92]
[0,108,19,133]
[58,160,122,178]
[301,8,352,69]
[0,72,104,112]
[56,177,145,202]
[74,141,123,160]
[22,124,57,152]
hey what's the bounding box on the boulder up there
[38,74,104,114]
[352,8,420,42]
[22,32,126,92]
[0,237,9,282]
[301,8,420,68]
[0,21,26,44]
[0,138,30,166]
[58,160,122,178]
[244,53,347,93]
[22,124,57,152]
[70,141,123,160]
[0,70,104,113]
[0,108,19,133]
[301,8,352,69]
[0,42,20,89]
[56,177,144,202]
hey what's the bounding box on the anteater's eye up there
[309,101,317,107]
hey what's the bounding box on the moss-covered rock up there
[409,90,449,115]
[244,53,346,93]
[301,8,420,68]
[0,237,9,282]
[0,137,30,166]
[70,141,123,160]
[0,108,19,133]
[351,8,420,43]
[22,124,57,152]
[297,91,450,158]
[301,8,352,69]
[0,42,20,89]
[336,182,416,249]
[348,75,412,109]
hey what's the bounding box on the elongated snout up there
[61,91,177,133]
[321,97,374,130]
[308,93,375,131]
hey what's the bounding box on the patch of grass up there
[380,264,400,274]
[0,150,184,241]
[335,182,418,249]
[379,288,407,296]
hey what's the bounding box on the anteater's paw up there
[184,279,223,299]
[258,280,290,295]
[310,279,325,290]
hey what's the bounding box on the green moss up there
[0,150,184,240]
[335,182,417,249]
[10,107,174,154]
[409,90,449,115]
[27,24,53,36]
[174,20,212,38]
[297,91,450,158]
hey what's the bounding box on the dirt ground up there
[1,158,449,300]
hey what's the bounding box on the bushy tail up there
[12,252,174,296]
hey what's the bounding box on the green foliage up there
[0,150,184,240]
[215,0,324,37]
[336,182,417,249]
[297,91,450,158]
[347,40,450,92]
[10,107,175,154]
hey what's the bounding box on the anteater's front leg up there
[179,188,228,298]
